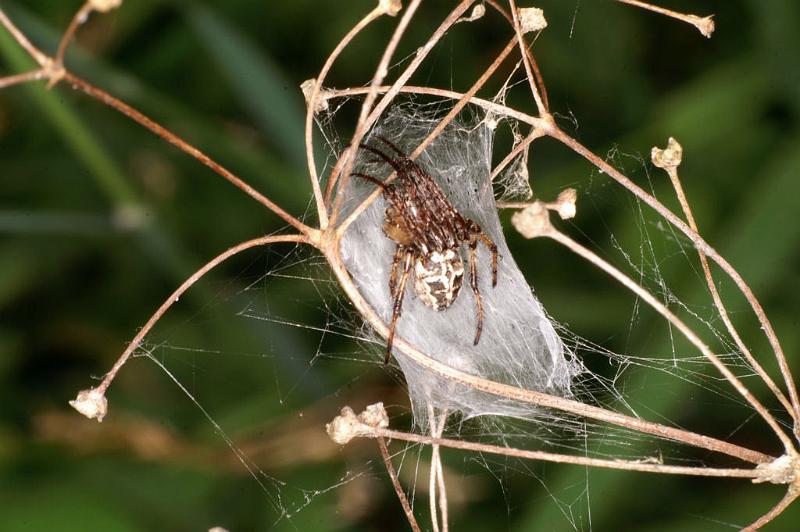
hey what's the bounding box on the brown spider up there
[353,136,499,363]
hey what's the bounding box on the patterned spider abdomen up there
[413,249,464,310]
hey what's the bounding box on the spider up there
[353,136,499,363]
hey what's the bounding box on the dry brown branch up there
[378,436,422,532]
[616,0,715,37]
[328,404,780,481]
[653,138,799,423]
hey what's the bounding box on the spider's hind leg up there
[386,249,413,363]
[468,239,484,345]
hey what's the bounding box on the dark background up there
[1,1,799,530]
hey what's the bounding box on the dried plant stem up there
[616,0,715,38]
[362,426,765,480]
[0,69,45,89]
[543,227,796,454]
[550,127,795,427]
[53,1,93,67]
[90,234,308,398]
[330,0,475,227]
[378,436,422,532]
[507,0,547,115]
[329,0,425,227]
[663,163,799,424]
[0,7,49,66]
[324,246,773,465]
[63,73,310,235]
[304,5,387,229]
[743,487,800,531]
[491,127,545,180]
[484,0,549,111]
[427,405,449,532]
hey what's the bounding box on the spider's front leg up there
[386,248,413,364]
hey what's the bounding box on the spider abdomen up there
[413,249,464,311]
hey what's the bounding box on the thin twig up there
[0,69,45,89]
[365,427,767,480]
[484,0,549,111]
[63,72,310,235]
[304,4,386,229]
[742,487,800,531]
[543,227,796,454]
[86,234,307,401]
[377,436,422,532]
[0,7,50,66]
[507,0,547,115]
[661,154,799,424]
[324,245,774,465]
[550,126,797,439]
[329,0,425,227]
[54,1,93,68]
[490,126,545,181]
[616,0,715,38]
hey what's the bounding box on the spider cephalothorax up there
[353,136,499,362]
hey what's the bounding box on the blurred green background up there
[1,0,799,530]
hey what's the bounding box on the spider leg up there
[359,144,404,173]
[470,221,499,287]
[375,135,408,158]
[388,245,405,299]
[351,172,386,189]
[468,239,484,345]
[385,249,413,364]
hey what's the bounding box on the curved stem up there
[742,486,799,531]
[304,5,386,229]
[663,163,797,423]
[94,234,309,396]
[324,243,774,465]
[544,228,796,454]
[550,126,799,433]
[54,1,93,67]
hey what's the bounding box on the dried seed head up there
[651,137,683,171]
[518,7,547,33]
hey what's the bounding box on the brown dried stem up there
[616,0,715,38]
[304,3,388,230]
[550,126,796,432]
[537,225,795,454]
[336,35,519,236]
[364,426,768,480]
[0,7,50,66]
[71,234,308,421]
[53,1,93,68]
[0,69,46,89]
[507,0,548,115]
[743,487,800,531]
[378,436,422,532]
[657,142,799,425]
[63,73,310,235]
